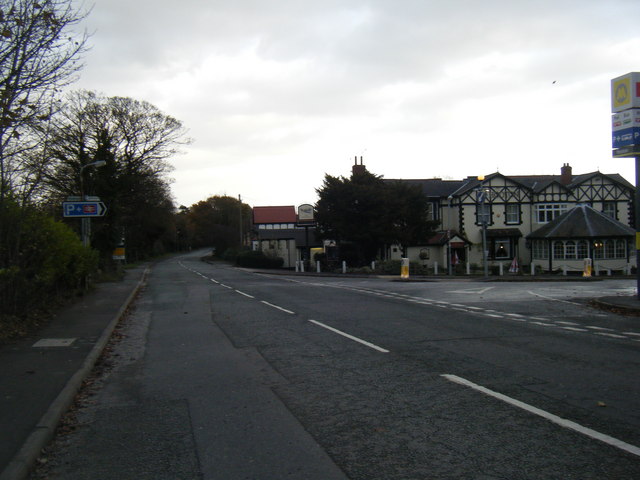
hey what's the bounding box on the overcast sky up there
[71,0,640,208]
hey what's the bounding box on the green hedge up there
[234,250,284,269]
[1,201,98,334]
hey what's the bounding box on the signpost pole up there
[636,156,640,299]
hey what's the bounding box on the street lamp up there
[447,195,453,276]
[79,160,107,247]
[477,176,489,279]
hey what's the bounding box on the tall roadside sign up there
[62,197,107,247]
[611,72,640,299]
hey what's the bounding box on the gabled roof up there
[385,178,468,198]
[253,206,297,224]
[527,205,635,239]
[427,231,470,246]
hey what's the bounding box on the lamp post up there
[447,195,453,276]
[79,160,106,247]
[477,176,489,279]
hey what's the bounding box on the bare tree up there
[43,90,191,263]
[0,0,89,203]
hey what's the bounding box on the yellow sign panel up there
[611,72,640,112]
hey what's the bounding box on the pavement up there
[0,265,148,480]
[0,265,638,480]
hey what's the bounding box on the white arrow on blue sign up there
[62,201,107,217]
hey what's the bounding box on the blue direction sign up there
[63,201,107,218]
[612,127,640,148]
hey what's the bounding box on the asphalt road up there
[34,251,640,479]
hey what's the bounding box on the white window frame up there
[505,204,520,224]
[535,204,569,224]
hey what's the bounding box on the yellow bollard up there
[401,258,410,279]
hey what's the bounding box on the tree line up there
[0,0,193,334]
[0,0,438,336]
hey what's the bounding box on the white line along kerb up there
[309,319,389,353]
[441,374,640,458]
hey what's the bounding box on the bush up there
[1,201,98,333]
[235,250,284,269]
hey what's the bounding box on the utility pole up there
[238,194,243,248]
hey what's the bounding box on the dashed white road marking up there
[448,287,495,295]
[561,327,589,332]
[309,319,389,353]
[260,301,295,315]
[235,290,254,298]
[595,332,628,339]
[441,374,640,458]
[179,263,636,344]
[527,290,582,306]
[585,325,615,331]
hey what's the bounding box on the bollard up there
[531,262,535,276]
[401,258,409,279]
[499,263,504,276]
[563,265,567,276]
[300,261,305,273]
[342,260,347,274]
[316,261,321,273]
[371,261,375,271]
[434,261,438,275]
[466,262,470,275]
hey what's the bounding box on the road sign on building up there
[62,201,107,217]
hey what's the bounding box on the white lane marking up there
[561,327,589,332]
[235,290,255,298]
[623,331,640,337]
[220,284,232,289]
[556,320,580,326]
[33,338,76,348]
[585,325,615,331]
[260,301,295,315]
[441,374,640,458]
[448,287,495,294]
[594,332,628,339]
[308,319,389,353]
[210,279,219,284]
[527,290,582,306]
[530,321,555,327]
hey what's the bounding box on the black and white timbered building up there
[390,164,635,273]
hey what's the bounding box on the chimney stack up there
[560,163,572,185]
[352,155,367,175]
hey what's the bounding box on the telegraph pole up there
[238,194,243,247]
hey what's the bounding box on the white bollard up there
[466,262,470,275]
[371,261,376,271]
[434,261,438,275]
[563,265,567,276]
[499,263,504,276]
[295,261,299,272]
[316,261,321,273]
[300,261,305,273]
[531,262,535,276]
[342,261,347,274]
